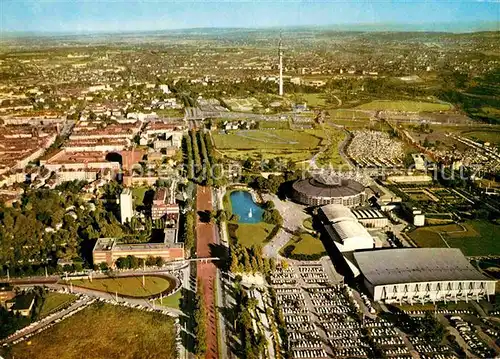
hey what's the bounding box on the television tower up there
[278,32,284,96]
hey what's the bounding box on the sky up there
[1,0,499,33]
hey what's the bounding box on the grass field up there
[7,303,177,359]
[39,292,77,318]
[462,130,500,146]
[213,129,321,150]
[356,100,452,112]
[155,108,184,117]
[227,222,277,248]
[223,97,262,112]
[258,120,290,129]
[65,276,175,298]
[132,186,149,206]
[303,218,313,230]
[408,220,500,256]
[292,93,326,107]
[329,109,371,120]
[281,233,327,258]
[153,290,182,309]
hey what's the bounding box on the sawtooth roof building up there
[354,248,496,304]
[319,204,374,253]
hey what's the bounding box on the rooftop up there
[354,248,490,286]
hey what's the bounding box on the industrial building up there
[319,204,374,252]
[292,175,366,207]
[354,248,496,304]
[351,208,389,228]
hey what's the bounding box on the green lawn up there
[409,220,500,256]
[228,222,277,248]
[213,129,321,150]
[356,100,452,112]
[153,290,182,309]
[303,218,313,230]
[329,109,371,120]
[281,233,327,259]
[291,93,326,107]
[131,186,149,207]
[462,130,500,146]
[39,292,77,318]
[7,303,177,359]
[258,120,290,129]
[64,276,175,298]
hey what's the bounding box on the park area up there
[64,275,175,298]
[356,100,452,112]
[227,222,277,248]
[223,97,262,112]
[213,127,345,164]
[8,303,177,359]
[213,129,322,150]
[281,233,327,260]
[408,220,500,256]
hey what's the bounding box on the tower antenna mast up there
[279,31,284,96]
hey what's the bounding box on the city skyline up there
[1,0,499,34]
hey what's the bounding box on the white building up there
[319,204,374,252]
[119,188,134,224]
[354,248,496,304]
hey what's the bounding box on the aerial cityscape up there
[0,1,499,359]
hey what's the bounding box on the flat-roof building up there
[319,204,374,252]
[92,233,184,267]
[354,248,496,304]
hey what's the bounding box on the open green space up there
[227,222,277,248]
[408,220,500,256]
[223,97,262,111]
[39,292,77,318]
[155,108,184,117]
[462,129,500,146]
[64,276,175,298]
[131,186,149,206]
[329,109,371,120]
[291,93,326,107]
[303,217,313,230]
[281,233,327,260]
[7,303,177,359]
[257,120,290,129]
[356,100,452,112]
[213,129,321,150]
[153,290,182,309]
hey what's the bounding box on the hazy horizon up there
[2,0,499,34]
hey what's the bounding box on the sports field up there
[408,220,500,256]
[292,93,326,107]
[329,109,371,120]
[39,292,77,318]
[8,303,177,359]
[65,276,175,298]
[213,129,322,150]
[223,97,262,112]
[356,100,452,112]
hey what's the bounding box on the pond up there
[229,190,264,223]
